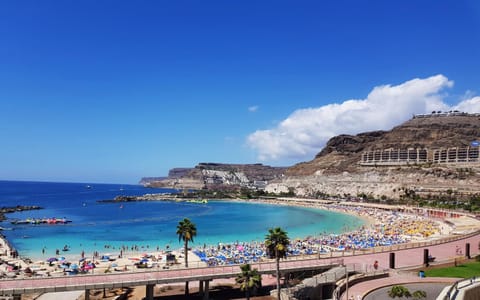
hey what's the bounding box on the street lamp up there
[345,264,349,300]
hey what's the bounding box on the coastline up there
[4,197,365,262]
[2,195,478,281]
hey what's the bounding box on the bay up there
[0,181,365,260]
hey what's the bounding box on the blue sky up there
[1,1,480,184]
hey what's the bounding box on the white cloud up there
[247,74,479,162]
[248,105,259,112]
[453,96,480,112]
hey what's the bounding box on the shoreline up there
[2,197,479,279]
[4,198,366,262]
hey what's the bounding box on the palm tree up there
[265,227,290,300]
[176,218,197,295]
[236,264,262,300]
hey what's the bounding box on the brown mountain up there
[272,112,480,199]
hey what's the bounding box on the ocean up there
[0,181,365,261]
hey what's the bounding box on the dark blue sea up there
[0,181,365,260]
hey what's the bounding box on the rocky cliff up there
[142,163,287,190]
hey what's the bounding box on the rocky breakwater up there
[98,193,179,203]
[0,205,42,222]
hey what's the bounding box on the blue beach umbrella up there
[47,257,57,263]
[70,263,79,270]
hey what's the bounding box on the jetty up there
[0,206,42,222]
[10,217,72,225]
[97,193,205,203]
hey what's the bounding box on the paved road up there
[363,282,451,300]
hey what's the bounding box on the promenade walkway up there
[0,255,343,299]
[336,232,480,300]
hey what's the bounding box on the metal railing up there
[0,256,345,295]
[440,276,480,300]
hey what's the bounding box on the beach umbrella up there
[70,264,78,270]
[47,257,58,263]
[128,257,140,261]
[110,263,118,268]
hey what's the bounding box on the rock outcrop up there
[142,163,287,190]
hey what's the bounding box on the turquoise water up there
[0,181,365,260]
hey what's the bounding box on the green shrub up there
[388,285,411,298]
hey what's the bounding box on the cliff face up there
[142,163,287,190]
[273,113,480,199]
[139,177,167,185]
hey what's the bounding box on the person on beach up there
[373,260,378,270]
